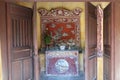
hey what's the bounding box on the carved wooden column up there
[97,4,104,80]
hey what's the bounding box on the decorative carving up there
[38,7,82,16]
[38,8,48,16]
[38,8,82,48]
[97,5,103,57]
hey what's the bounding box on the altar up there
[46,50,79,76]
[38,7,82,76]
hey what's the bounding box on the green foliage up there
[44,34,52,44]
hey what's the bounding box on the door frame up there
[0,2,9,80]
[85,2,89,80]
[111,2,115,80]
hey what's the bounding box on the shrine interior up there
[29,2,109,80]
[0,1,114,80]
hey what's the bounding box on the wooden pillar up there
[97,5,104,80]
[33,2,40,80]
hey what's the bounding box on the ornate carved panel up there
[38,8,82,48]
[97,5,103,57]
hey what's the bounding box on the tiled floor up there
[40,71,85,80]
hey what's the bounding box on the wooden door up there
[85,2,97,80]
[103,3,112,80]
[7,3,33,80]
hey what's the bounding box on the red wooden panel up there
[47,57,78,75]
[46,51,79,76]
[45,22,76,41]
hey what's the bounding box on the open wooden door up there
[7,3,34,80]
[103,3,112,80]
[86,2,113,80]
[85,2,97,80]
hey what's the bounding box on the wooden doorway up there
[85,2,113,80]
[7,3,34,80]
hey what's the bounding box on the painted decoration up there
[38,8,82,48]
[46,51,79,76]
[55,59,69,73]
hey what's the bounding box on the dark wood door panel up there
[88,14,97,57]
[104,54,111,80]
[88,58,97,80]
[86,2,97,80]
[104,3,111,54]
[12,61,22,80]
[11,16,32,48]
[7,3,33,80]
[88,16,97,47]
[103,3,112,80]
[12,58,33,80]
[23,58,33,80]
[12,48,32,60]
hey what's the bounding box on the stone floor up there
[40,71,85,80]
